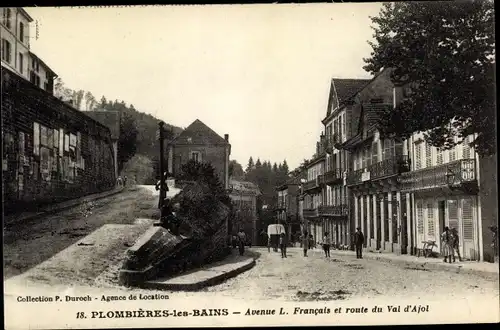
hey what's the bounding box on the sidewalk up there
[324,248,499,278]
[4,186,125,226]
[143,251,257,291]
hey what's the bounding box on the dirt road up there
[3,186,160,280]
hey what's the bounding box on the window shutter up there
[425,143,432,168]
[415,143,422,170]
[436,148,443,165]
[462,199,473,240]
[448,200,459,231]
[427,203,435,238]
[417,202,424,236]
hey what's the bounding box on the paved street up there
[201,247,499,302]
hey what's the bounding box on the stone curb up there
[142,257,256,291]
[5,187,125,226]
[329,250,499,278]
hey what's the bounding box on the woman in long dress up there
[441,226,453,263]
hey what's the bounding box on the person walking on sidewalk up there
[237,229,246,256]
[354,227,365,259]
[279,232,287,258]
[441,226,453,263]
[302,231,309,257]
[323,232,331,258]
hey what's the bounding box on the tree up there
[117,111,138,172]
[54,77,74,103]
[178,159,231,207]
[229,160,244,180]
[363,1,496,156]
[246,157,254,173]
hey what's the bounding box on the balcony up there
[318,204,348,216]
[303,175,323,192]
[303,208,318,218]
[324,168,343,185]
[346,155,411,186]
[274,200,286,212]
[399,158,478,194]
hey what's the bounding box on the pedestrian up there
[323,232,331,258]
[279,232,287,258]
[123,176,128,186]
[441,226,453,263]
[302,231,309,257]
[450,227,462,262]
[267,235,271,253]
[309,234,314,250]
[354,227,365,259]
[237,229,246,256]
[232,234,238,249]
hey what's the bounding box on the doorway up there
[438,201,446,234]
[401,194,408,254]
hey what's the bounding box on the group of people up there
[231,229,248,256]
[299,227,365,259]
[441,226,462,263]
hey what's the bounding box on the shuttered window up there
[448,199,459,231]
[417,202,424,236]
[425,143,432,168]
[462,139,471,159]
[415,143,422,170]
[436,148,443,165]
[449,147,456,162]
[427,203,435,238]
[462,198,473,240]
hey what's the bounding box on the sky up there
[27,4,383,170]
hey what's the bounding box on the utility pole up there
[158,121,168,213]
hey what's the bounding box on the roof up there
[19,8,34,22]
[170,119,228,146]
[333,78,372,105]
[229,179,261,196]
[29,51,57,77]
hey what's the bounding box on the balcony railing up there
[318,204,348,216]
[346,155,411,186]
[303,208,318,218]
[303,175,322,192]
[399,158,477,193]
[324,168,343,185]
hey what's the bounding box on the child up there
[323,232,331,258]
[302,231,309,257]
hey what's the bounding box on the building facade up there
[1,7,56,93]
[167,119,231,190]
[275,175,302,243]
[400,131,482,260]
[229,179,261,245]
[2,67,116,215]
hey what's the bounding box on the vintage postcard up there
[2,3,498,329]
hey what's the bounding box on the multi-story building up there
[167,119,231,190]
[339,69,412,254]
[275,174,303,243]
[229,179,261,245]
[399,129,483,260]
[1,7,56,93]
[320,78,371,248]
[302,135,326,245]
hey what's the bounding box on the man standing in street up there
[354,227,365,259]
[302,231,309,257]
[237,229,246,256]
[451,227,462,262]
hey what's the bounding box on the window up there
[19,53,23,74]
[417,202,424,236]
[190,151,201,162]
[425,142,432,168]
[383,139,395,160]
[44,82,49,91]
[462,138,471,159]
[436,147,443,165]
[427,203,435,238]
[371,142,378,165]
[4,8,12,29]
[415,142,422,170]
[449,147,456,162]
[19,22,24,43]
[1,39,11,63]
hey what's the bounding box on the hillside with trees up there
[54,78,183,183]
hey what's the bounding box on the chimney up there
[224,134,229,142]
